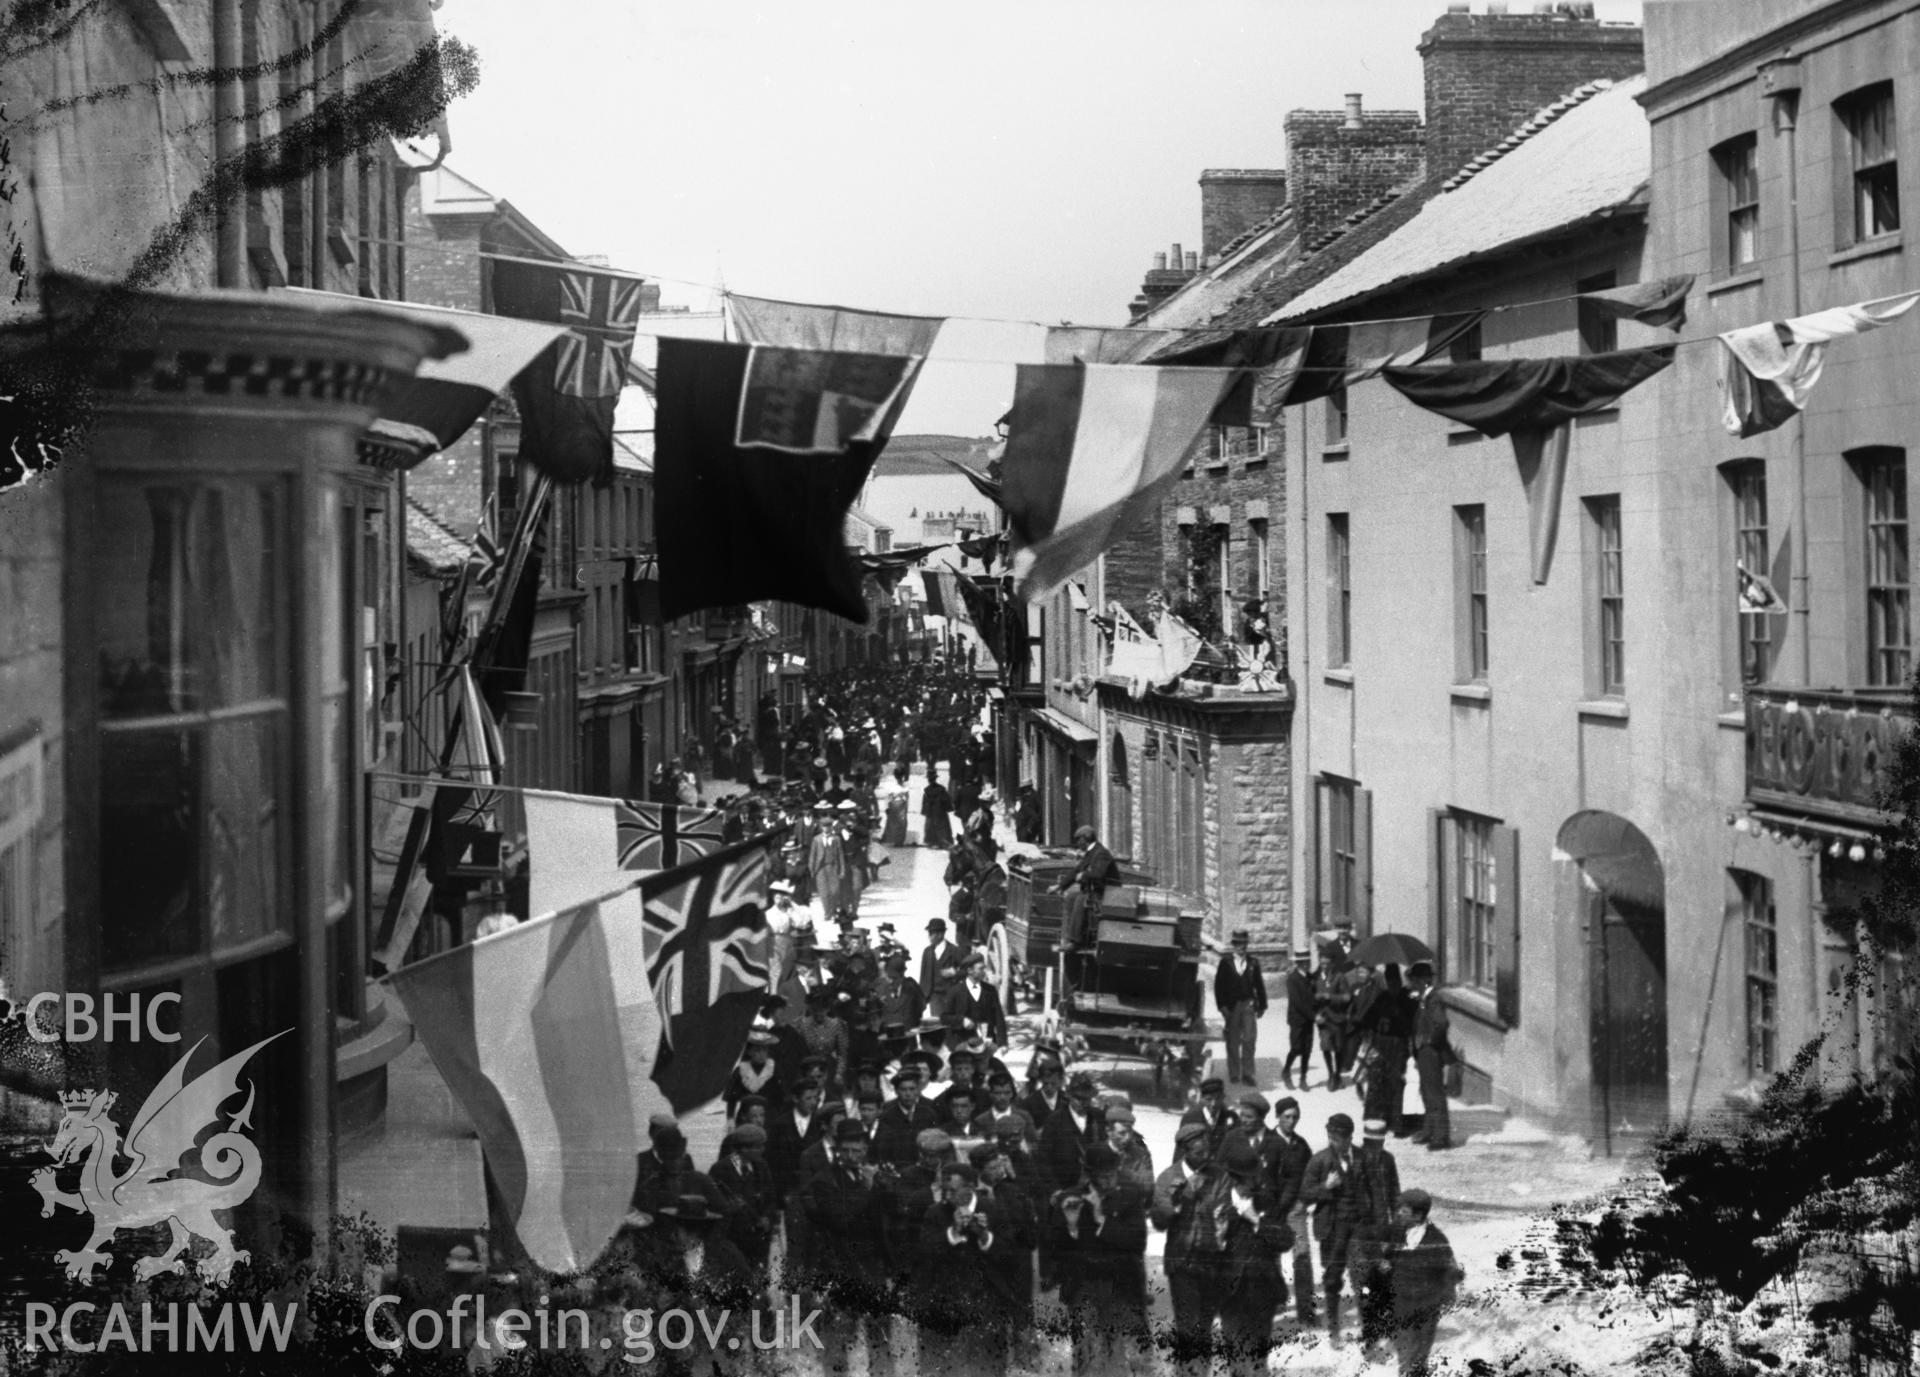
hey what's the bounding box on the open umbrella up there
[1345,932,1434,968]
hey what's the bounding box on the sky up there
[434,0,1644,434]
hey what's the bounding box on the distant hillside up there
[874,434,994,476]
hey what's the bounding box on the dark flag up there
[489,260,645,484]
[654,337,925,623]
[640,837,777,1113]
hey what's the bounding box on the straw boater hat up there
[655,1194,720,1225]
[770,880,795,897]
[837,799,858,811]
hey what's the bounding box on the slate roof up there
[1269,76,1647,322]
[405,495,470,576]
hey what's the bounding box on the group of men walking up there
[1216,936,1460,1153]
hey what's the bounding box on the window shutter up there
[1313,778,1330,927]
[1354,787,1374,937]
[1429,809,1448,977]
[1493,823,1521,1026]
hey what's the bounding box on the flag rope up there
[340,226,1877,343]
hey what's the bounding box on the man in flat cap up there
[875,1064,940,1168]
[1180,1076,1234,1157]
[918,917,970,1010]
[1225,1090,1287,1189]
[1216,930,1269,1087]
[799,1118,896,1377]
[1104,1100,1156,1195]
[1283,946,1318,1090]
[1215,1136,1297,1376]
[1051,1141,1151,1377]
[1303,1111,1366,1345]
[709,1124,777,1279]
[1054,824,1118,949]
[1152,1119,1231,1377]
[1385,1188,1465,1377]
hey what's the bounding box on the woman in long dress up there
[921,769,954,850]
[879,765,910,847]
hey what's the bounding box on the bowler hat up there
[1067,1071,1098,1095]
[731,1124,768,1149]
[1200,1076,1225,1095]
[1401,1187,1434,1214]
[1327,1113,1355,1135]
[1230,930,1250,947]
[833,1119,865,1143]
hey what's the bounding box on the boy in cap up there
[1272,1095,1318,1324]
[1050,1141,1150,1377]
[1216,929,1269,1086]
[1180,1075,1234,1156]
[875,1064,940,1167]
[1103,1100,1156,1194]
[1283,946,1318,1090]
[709,1125,777,1277]
[1225,1089,1286,1188]
[1385,1188,1465,1377]
[1303,1112,1364,1344]
[1152,1119,1231,1377]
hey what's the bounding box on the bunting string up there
[339,225,1850,345]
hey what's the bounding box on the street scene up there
[1,1,1919,1375]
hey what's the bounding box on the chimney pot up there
[1153,252,1167,270]
[1344,93,1364,130]
[1447,1,1468,10]
[1185,251,1198,271]
[1487,2,1507,12]
[1535,2,1556,13]
[1171,242,1184,268]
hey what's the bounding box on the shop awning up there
[1033,706,1098,745]
[281,288,567,460]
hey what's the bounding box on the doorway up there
[1558,811,1668,1154]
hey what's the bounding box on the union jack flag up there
[614,800,726,872]
[554,271,645,400]
[640,847,771,1047]
[467,493,503,594]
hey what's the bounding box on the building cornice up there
[1638,0,1920,115]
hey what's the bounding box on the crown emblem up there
[61,1089,108,1111]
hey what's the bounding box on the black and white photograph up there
[1,2,1918,1373]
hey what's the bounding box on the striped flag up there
[615,799,727,871]
[1000,361,1237,601]
[385,888,671,1274]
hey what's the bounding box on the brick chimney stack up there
[1282,99,1425,251]
[1198,170,1289,263]
[1418,3,1644,184]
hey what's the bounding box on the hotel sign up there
[1745,688,1912,824]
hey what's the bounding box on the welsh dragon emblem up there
[30,1031,287,1286]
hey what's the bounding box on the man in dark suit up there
[1215,1136,1296,1377]
[1215,931,1269,1086]
[1021,1056,1066,1132]
[1282,946,1318,1090]
[1035,1070,1105,1293]
[918,917,970,1011]
[708,1124,778,1278]
[799,1120,896,1377]
[766,1081,826,1206]
[874,1067,941,1167]
[1179,1076,1234,1156]
[1222,1091,1287,1190]
[1053,825,1117,948]
[1272,1095,1317,1325]
[1358,964,1418,1135]
[942,949,1008,1046]
[1352,1119,1405,1355]
[1049,1142,1150,1377]
[1407,961,1454,1151]
[1385,1188,1464,1377]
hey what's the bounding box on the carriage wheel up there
[984,923,1013,1005]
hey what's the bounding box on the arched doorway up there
[1558,811,1668,1153]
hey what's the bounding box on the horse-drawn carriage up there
[1002,849,1214,1103]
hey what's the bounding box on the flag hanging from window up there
[489,260,646,484]
[466,491,504,594]
[653,337,927,622]
[1738,560,1789,614]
